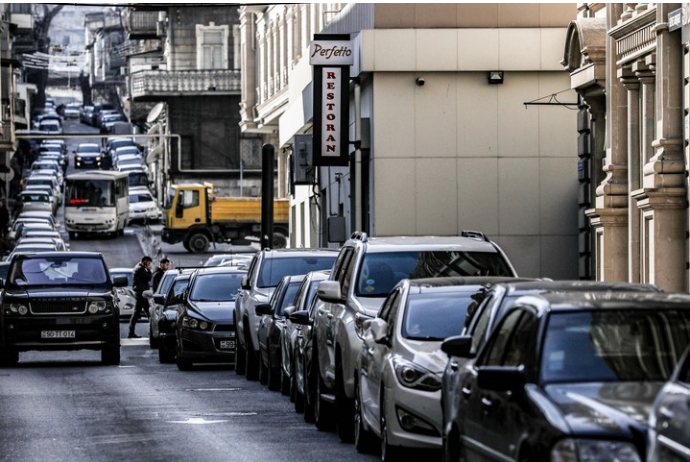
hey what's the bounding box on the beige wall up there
[362,30,578,279]
[373,3,575,29]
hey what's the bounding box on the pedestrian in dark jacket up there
[151,258,170,293]
[128,255,152,338]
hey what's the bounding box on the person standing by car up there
[128,256,152,339]
[152,258,170,292]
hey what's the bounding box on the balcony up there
[131,69,241,101]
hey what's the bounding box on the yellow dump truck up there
[161,182,289,253]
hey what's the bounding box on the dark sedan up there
[442,291,690,462]
[157,272,194,363]
[256,273,305,392]
[175,266,246,370]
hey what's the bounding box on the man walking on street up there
[151,258,170,293]
[129,255,152,339]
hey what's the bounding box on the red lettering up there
[326,145,336,152]
[326,72,336,79]
[326,103,336,110]
[326,124,336,131]
[327,82,335,89]
[327,92,335,100]
[326,135,336,142]
[326,114,336,120]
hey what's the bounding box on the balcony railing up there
[131,69,241,100]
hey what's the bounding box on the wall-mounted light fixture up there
[487,71,504,84]
[415,77,425,86]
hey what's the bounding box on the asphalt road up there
[0,118,381,462]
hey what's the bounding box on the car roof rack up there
[351,231,368,242]
[461,230,489,242]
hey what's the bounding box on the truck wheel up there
[188,233,209,254]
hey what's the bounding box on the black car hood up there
[5,288,112,298]
[540,382,663,435]
[187,301,234,323]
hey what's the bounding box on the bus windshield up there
[65,179,115,207]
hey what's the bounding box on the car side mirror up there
[152,294,166,305]
[288,310,312,326]
[370,318,390,346]
[317,280,344,303]
[142,289,153,298]
[255,303,273,316]
[441,335,475,359]
[241,276,251,290]
[172,292,186,305]
[112,276,128,287]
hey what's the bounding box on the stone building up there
[563,3,688,291]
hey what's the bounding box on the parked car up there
[255,273,305,391]
[7,243,59,261]
[15,237,67,252]
[80,105,94,125]
[73,143,103,169]
[648,344,690,462]
[16,211,58,229]
[441,291,690,462]
[37,118,62,135]
[109,267,135,319]
[22,185,59,213]
[176,266,247,370]
[146,267,199,348]
[63,102,81,119]
[311,231,517,442]
[353,277,522,458]
[13,191,53,217]
[234,248,338,380]
[156,271,195,363]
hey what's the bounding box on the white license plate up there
[41,330,76,339]
[219,340,235,350]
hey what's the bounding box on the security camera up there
[415,77,425,86]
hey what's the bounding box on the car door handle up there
[461,386,472,399]
[659,406,674,420]
[481,397,493,408]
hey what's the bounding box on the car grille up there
[214,324,235,333]
[30,301,87,315]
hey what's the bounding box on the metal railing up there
[131,69,241,97]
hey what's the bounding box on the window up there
[178,190,199,209]
[196,23,229,70]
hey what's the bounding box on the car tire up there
[176,341,193,371]
[293,359,305,413]
[159,339,175,364]
[281,366,291,396]
[101,343,120,365]
[354,380,376,454]
[258,351,268,385]
[442,428,462,462]
[314,349,335,431]
[380,391,401,462]
[245,333,259,381]
[235,326,246,375]
[267,347,281,391]
[0,347,19,367]
[188,233,209,254]
[336,358,355,442]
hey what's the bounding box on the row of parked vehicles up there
[138,231,690,462]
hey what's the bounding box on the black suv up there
[0,252,127,366]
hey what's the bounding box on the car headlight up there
[76,156,82,161]
[392,357,441,391]
[182,316,210,330]
[87,301,108,314]
[551,439,641,462]
[6,303,30,315]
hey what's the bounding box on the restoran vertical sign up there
[311,36,353,167]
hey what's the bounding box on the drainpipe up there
[354,78,361,232]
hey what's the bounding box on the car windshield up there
[258,256,336,288]
[129,193,153,204]
[77,144,100,153]
[189,272,244,302]
[356,251,514,297]
[402,292,470,341]
[65,179,114,207]
[8,257,108,286]
[541,310,690,384]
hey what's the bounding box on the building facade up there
[240,3,579,279]
[563,3,689,292]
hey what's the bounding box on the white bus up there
[64,170,129,238]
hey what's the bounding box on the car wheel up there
[0,347,19,367]
[314,352,335,431]
[188,233,209,254]
[245,334,259,380]
[101,343,120,365]
[336,358,355,442]
[267,347,281,391]
[293,358,305,413]
[380,391,401,462]
[258,350,269,385]
[281,366,291,396]
[235,326,246,375]
[354,380,376,454]
[442,427,462,462]
[159,339,175,364]
[68,232,76,240]
[176,340,193,371]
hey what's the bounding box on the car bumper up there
[178,326,236,364]
[2,314,120,352]
[384,381,443,450]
